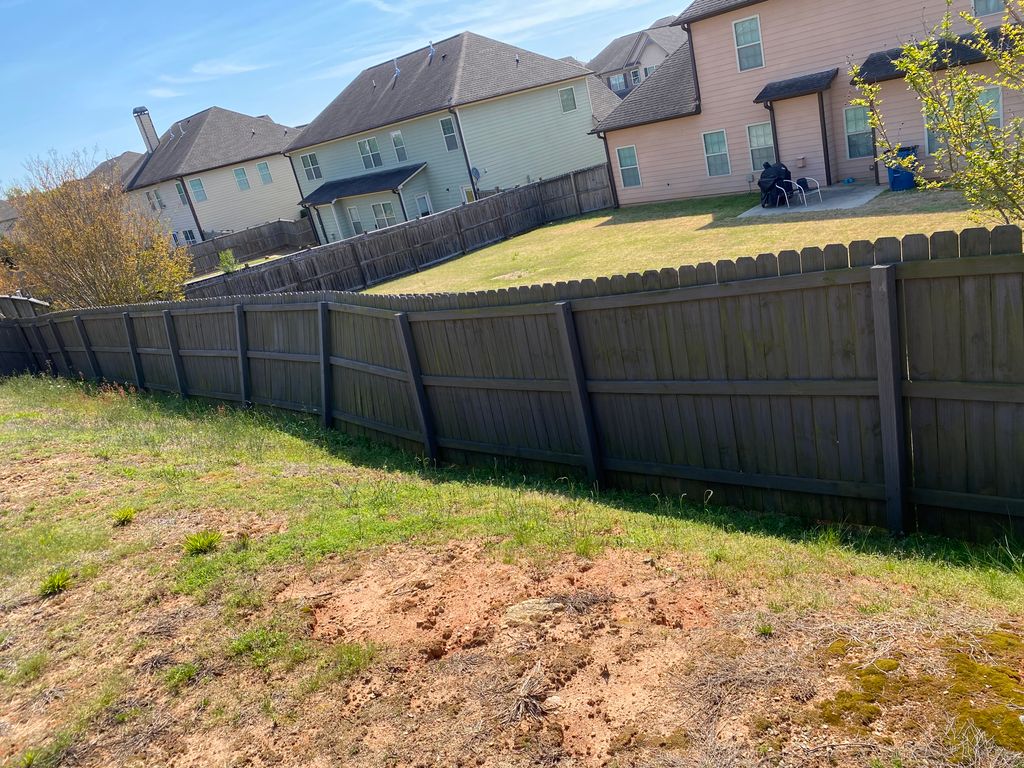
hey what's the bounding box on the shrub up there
[163,662,199,693]
[183,530,221,556]
[111,507,136,527]
[39,568,72,597]
[218,249,239,273]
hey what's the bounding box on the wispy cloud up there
[147,87,183,99]
[159,58,271,85]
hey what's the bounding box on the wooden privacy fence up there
[183,164,615,299]
[188,219,317,275]
[4,225,1024,542]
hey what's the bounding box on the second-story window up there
[559,87,577,113]
[256,161,273,185]
[175,181,188,206]
[234,168,251,191]
[734,16,764,71]
[609,73,626,91]
[644,65,657,78]
[301,153,322,181]
[630,69,641,86]
[358,137,383,169]
[975,0,1005,14]
[146,190,165,211]
[391,131,407,163]
[439,117,459,151]
[188,178,207,202]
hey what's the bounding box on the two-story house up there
[595,0,1019,205]
[586,16,686,98]
[285,32,620,243]
[125,106,304,245]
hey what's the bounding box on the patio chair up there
[778,177,823,207]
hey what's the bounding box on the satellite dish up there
[471,167,481,181]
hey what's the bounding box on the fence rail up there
[4,224,1024,542]
[183,164,615,299]
[187,218,317,275]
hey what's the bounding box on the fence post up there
[235,304,251,405]
[393,312,437,463]
[318,302,332,428]
[570,171,582,216]
[162,310,187,397]
[74,315,101,380]
[50,319,73,375]
[870,265,907,535]
[31,324,55,375]
[122,312,145,389]
[554,301,601,485]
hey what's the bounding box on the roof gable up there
[87,151,145,187]
[586,19,685,75]
[287,32,591,152]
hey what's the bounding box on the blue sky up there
[0,0,690,187]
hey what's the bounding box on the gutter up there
[449,107,478,200]
[177,176,206,241]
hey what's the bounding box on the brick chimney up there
[133,106,160,153]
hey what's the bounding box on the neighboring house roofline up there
[673,0,768,25]
[128,151,290,191]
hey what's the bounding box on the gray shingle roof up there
[593,39,698,133]
[857,26,1003,83]
[300,163,427,206]
[675,0,767,24]
[586,20,685,76]
[587,76,624,122]
[87,151,145,187]
[128,108,298,190]
[287,32,592,153]
[0,199,17,224]
[754,69,838,103]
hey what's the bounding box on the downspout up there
[682,23,702,108]
[177,176,206,241]
[449,107,478,199]
[598,132,621,209]
[394,187,409,221]
[286,152,322,245]
[314,206,330,243]
[764,102,781,164]
[817,91,833,186]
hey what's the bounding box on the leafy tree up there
[218,248,240,273]
[852,0,1024,222]
[2,151,192,308]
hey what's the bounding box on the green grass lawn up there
[371,188,979,294]
[2,377,1023,766]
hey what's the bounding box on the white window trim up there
[609,73,626,91]
[925,85,1003,155]
[174,181,188,205]
[974,0,1005,15]
[182,229,197,245]
[746,121,775,171]
[643,65,657,78]
[188,178,207,202]
[701,130,732,177]
[844,106,875,160]
[415,192,433,217]
[358,137,383,169]
[390,131,407,162]
[300,153,322,181]
[372,201,398,229]
[233,167,251,191]
[439,117,459,152]
[347,206,364,235]
[461,185,476,203]
[558,86,577,113]
[629,69,641,86]
[256,161,273,185]
[615,145,642,188]
[733,15,764,72]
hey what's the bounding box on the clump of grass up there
[755,622,774,638]
[228,626,308,669]
[183,530,222,556]
[327,641,378,679]
[0,653,47,687]
[111,507,136,527]
[163,662,199,693]
[502,660,549,726]
[39,568,72,597]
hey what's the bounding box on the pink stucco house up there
[595,0,1017,205]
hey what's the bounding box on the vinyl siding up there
[184,154,301,235]
[128,180,198,239]
[457,79,607,191]
[288,110,472,229]
[605,0,1002,204]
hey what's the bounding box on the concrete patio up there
[737,183,886,218]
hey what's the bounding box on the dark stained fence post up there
[318,302,332,428]
[15,323,40,374]
[569,171,582,216]
[74,315,101,380]
[50,320,73,375]
[122,312,145,389]
[871,265,908,535]
[31,324,54,375]
[235,304,251,405]
[554,301,601,485]
[162,310,187,397]
[394,312,437,463]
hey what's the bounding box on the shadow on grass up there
[84,380,1024,579]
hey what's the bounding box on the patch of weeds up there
[162,662,200,693]
[39,568,72,597]
[228,625,309,670]
[0,652,48,686]
[110,507,136,527]
[755,617,774,638]
[305,641,379,693]
[183,530,222,556]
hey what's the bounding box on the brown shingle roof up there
[675,0,767,25]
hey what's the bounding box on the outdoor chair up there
[778,177,823,207]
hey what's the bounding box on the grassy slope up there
[371,189,978,294]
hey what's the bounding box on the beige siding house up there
[586,17,686,98]
[125,107,304,244]
[596,0,1018,205]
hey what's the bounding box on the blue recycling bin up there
[887,146,918,192]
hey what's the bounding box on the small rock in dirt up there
[421,639,446,660]
[504,598,565,626]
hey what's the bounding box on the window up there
[630,69,641,86]
[439,117,459,152]
[415,193,432,217]
[644,65,657,78]
[616,145,641,188]
[358,137,383,169]
[256,161,273,185]
[233,168,250,191]
[188,178,207,202]
[348,206,363,235]
[975,0,1005,14]
[558,86,577,113]
[145,191,158,211]
[462,185,476,203]
[171,232,181,246]
[733,16,764,71]
[175,181,188,205]
[371,201,398,229]
[844,106,874,158]
[926,86,1002,154]
[391,131,407,163]
[702,130,731,176]
[609,73,626,91]
[182,229,197,245]
[747,122,776,170]
[300,153,322,181]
